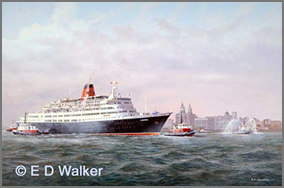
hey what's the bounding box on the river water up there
[2,131,282,186]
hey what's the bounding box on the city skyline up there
[2,2,282,127]
[172,101,281,132]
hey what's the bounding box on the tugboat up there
[6,121,18,132]
[233,129,252,134]
[12,123,40,135]
[233,126,252,134]
[164,116,195,136]
[12,113,40,135]
[199,128,211,133]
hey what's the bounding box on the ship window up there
[53,115,57,117]
[101,107,114,110]
[64,120,69,122]
[58,115,63,117]
[64,115,70,117]
[45,115,52,118]
[71,119,77,122]
[84,113,99,116]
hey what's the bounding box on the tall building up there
[187,103,197,127]
[175,102,197,127]
[188,104,193,115]
[195,117,208,129]
[262,119,272,126]
[214,115,224,130]
[175,102,188,124]
[206,116,215,130]
[232,112,237,119]
[175,103,238,131]
[199,111,234,131]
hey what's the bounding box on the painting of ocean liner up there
[2,2,282,186]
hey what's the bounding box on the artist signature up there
[251,178,272,182]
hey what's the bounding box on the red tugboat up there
[12,123,40,135]
[164,116,195,137]
[6,121,18,132]
[12,113,40,135]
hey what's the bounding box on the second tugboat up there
[6,121,18,132]
[164,116,195,136]
[12,113,40,135]
[13,124,40,135]
[199,128,211,133]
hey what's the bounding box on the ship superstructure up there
[16,79,171,135]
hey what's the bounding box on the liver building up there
[175,102,198,127]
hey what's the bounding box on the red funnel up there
[81,84,95,100]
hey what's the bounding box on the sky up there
[2,2,282,127]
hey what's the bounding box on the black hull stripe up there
[30,115,170,134]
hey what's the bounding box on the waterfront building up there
[188,104,198,127]
[195,117,208,129]
[261,119,282,131]
[232,112,237,119]
[206,116,215,130]
[262,119,272,126]
[175,102,188,124]
[175,102,197,127]
[214,115,227,131]
[174,102,241,131]
[197,111,234,131]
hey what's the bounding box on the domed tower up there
[180,102,187,124]
[175,102,187,125]
[224,111,230,117]
[180,102,186,113]
[188,103,193,115]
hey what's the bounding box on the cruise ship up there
[15,79,172,135]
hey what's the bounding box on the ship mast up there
[108,74,118,100]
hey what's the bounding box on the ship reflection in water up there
[2,131,282,186]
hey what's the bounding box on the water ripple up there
[2,131,282,186]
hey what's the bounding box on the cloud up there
[2,2,282,127]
